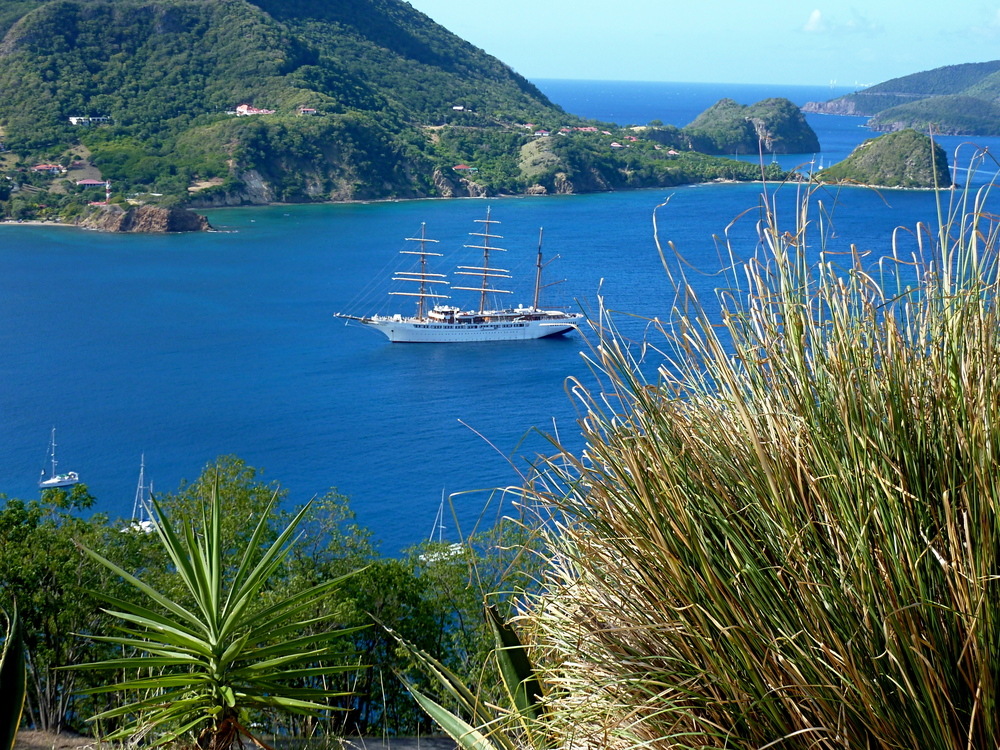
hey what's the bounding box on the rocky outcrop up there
[553,173,574,194]
[432,168,457,198]
[802,98,866,116]
[77,204,212,232]
[684,97,820,155]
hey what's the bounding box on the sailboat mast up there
[453,206,512,312]
[50,427,57,476]
[477,210,495,312]
[417,224,429,319]
[392,223,447,320]
[132,452,146,521]
[533,228,544,310]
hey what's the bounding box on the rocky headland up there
[75,204,212,233]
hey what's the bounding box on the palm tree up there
[76,479,365,750]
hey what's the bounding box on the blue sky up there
[404,1,1000,87]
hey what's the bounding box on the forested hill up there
[0,0,790,217]
[0,0,560,150]
[803,61,1000,136]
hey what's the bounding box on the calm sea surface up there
[3,80,1000,553]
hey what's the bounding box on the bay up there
[2,80,999,554]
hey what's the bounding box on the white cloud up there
[803,9,825,32]
[803,8,881,35]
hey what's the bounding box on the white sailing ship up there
[336,208,583,343]
[38,427,80,489]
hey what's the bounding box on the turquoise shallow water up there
[2,81,998,553]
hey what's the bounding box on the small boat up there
[335,208,584,343]
[123,453,155,533]
[38,427,79,489]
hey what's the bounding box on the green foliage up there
[0,489,140,733]
[869,95,1000,137]
[0,455,536,739]
[76,474,364,749]
[819,129,951,187]
[0,606,27,750]
[0,0,568,205]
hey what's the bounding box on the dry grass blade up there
[521,164,1000,749]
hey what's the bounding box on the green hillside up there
[818,129,950,188]
[803,61,1000,135]
[683,97,819,154]
[0,0,792,220]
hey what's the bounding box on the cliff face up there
[77,205,212,233]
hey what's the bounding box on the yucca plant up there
[0,606,26,750]
[395,604,548,750]
[521,159,1000,748]
[75,480,365,750]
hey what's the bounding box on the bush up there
[523,173,1000,748]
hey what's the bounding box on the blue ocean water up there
[534,79,857,129]
[2,81,999,553]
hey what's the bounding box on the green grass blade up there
[407,684,507,750]
[486,605,544,722]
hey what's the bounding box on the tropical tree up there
[0,487,138,733]
[75,478,366,750]
[0,606,27,750]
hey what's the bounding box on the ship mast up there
[532,228,544,310]
[452,206,511,313]
[531,227,566,310]
[390,223,449,319]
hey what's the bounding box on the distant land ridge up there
[804,61,1000,136]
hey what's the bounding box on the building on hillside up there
[69,115,111,126]
[236,104,275,116]
[297,107,318,115]
[32,164,65,174]
[76,178,106,186]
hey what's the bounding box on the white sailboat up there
[125,453,155,533]
[336,208,584,343]
[38,427,80,489]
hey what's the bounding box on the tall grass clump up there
[522,172,1000,749]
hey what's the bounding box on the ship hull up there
[360,315,581,343]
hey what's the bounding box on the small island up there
[817,129,950,189]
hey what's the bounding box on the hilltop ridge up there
[803,61,1000,136]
